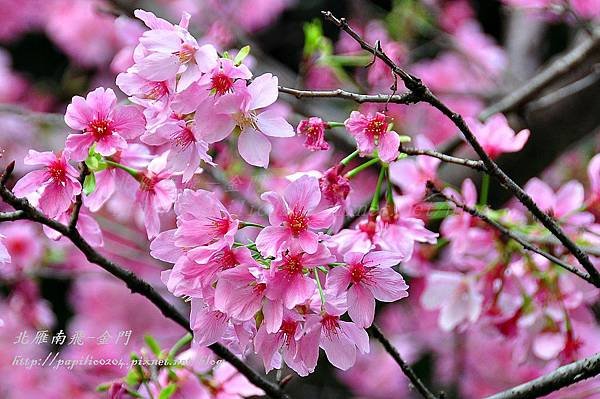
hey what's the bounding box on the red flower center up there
[365,114,388,143]
[171,127,196,151]
[88,119,113,140]
[145,81,169,100]
[253,282,267,296]
[178,43,196,63]
[48,160,67,184]
[216,248,238,270]
[209,216,231,236]
[321,313,340,337]
[282,253,304,276]
[7,239,26,256]
[358,219,377,240]
[138,174,157,192]
[349,262,367,284]
[280,319,298,345]
[210,72,234,95]
[287,208,309,236]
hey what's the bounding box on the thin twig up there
[427,182,596,286]
[369,324,440,399]
[278,86,419,104]
[69,162,89,231]
[401,147,487,172]
[485,351,600,399]
[322,10,600,286]
[0,210,24,222]
[0,167,290,399]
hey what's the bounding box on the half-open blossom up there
[421,271,483,331]
[64,87,145,161]
[256,175,339,257]
[12,150,81,218]
[326,251,408,327]
[466,114,529,159]
[266,245,335,309]
[297,117,329,151]
[524,178,592,225]
[344,111,400,162]
[134,152,177,239]
[197,73,295,167]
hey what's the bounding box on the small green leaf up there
[234,45,251,65]
[398,135,412,143]
[85,154,99,170]
[123,369,140,386]
[95,383,110,392]
[144,335,161,357]
[83,173,96,195]
[158,384,177,399]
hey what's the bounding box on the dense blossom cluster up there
[1,1,600,398]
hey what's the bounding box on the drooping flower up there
[300,302,370,370]
[326,251,408,327]
[256,175,339,257]
[297,117,329,151]
[266,244,335,309]
[64,87,145,161]
[12,150,81,218]
[134,152,177,239]
[421,271,483,331]
[344,111,400,162]
[466,114,529,159]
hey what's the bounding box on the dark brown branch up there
[0,210,24,222]
[369,324,440,399]
[322,10,600,286]
[480,29,600,120]
[0,167,290,399]
[485,351,600,399]
[427,182,596,286]
[278,86,419,104]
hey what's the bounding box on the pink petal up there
[284,175,321,211]
[256,110,295,138]
[255,226,289,257]
[347,284,375,327]
[238,128,271,168]
[247,73,278,110]
[325,266,351,295]
[377,130,400,162]
[111,105,145,139]
[12,170,48,197]
[369,267,409,302]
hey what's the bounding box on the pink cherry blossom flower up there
[190,297,230,347]
[466,114,530,159]
[319,164,351,232]
[377,207,439,259]
[297,117,329,151]
[254,310,311,376]
[43,208,104,247]
[389,136,440,199]
[173,189,239,250]
[524,177,592,225]
[421,271,483,331]
[64,87,145,161]
[344,111,400,162]
[326,251,409,327]
[0,221,42,270]
[209,363,264,399]
[134,10,219,91]
[134,152,177,239]
[141,119,212,182]
[197,73,295,167]
[300,303,370,370]
[266,245,335,309]
[12,150,81,218]
[201,57,253,96]
[256,175,339,257]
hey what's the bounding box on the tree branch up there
[485,352,600,399]
[69,162,89,232]
[426,182,596,286]
[278,86,419,104]
[369,324,441,399]
[322,10,600,287]
[401,146,487,172]
[0,166,290,399]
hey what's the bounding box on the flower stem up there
[168,333,192,360]
[345,157,380,178]
[480,173,490,205]
[326,121,345,128]
[370,166,387,212]
[104,159,140,179]
[313,268,326,305]
[340,150,360,166]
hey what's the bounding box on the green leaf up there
[123,369,140,386]
[158,384,177,399]
[234,45,251,66]
[85,154,99,170]
[303,19,324,56]
[83,173,96,195]
[144,335,161,357]
[398,135,412,143]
